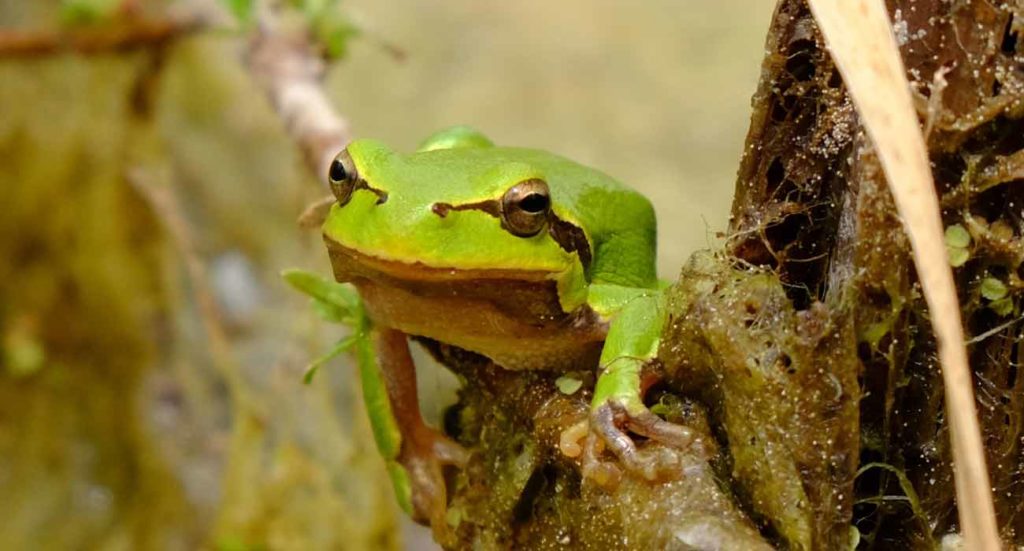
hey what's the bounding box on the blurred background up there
[0,1,773,549]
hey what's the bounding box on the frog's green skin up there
[321,127,698,534]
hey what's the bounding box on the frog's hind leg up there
[372,328,468,534]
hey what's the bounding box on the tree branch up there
[244,12,351,184]
[0,17,196,57]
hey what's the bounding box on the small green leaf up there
[555,375,583,395]
[445,505,464,528]
[221,0,255,24]
[980,277,1008,301]
[944,224,971,248]
[3,331,45,378]
[991,220,1015,240]
[60,0,121,24]
[303,335,358,384]
[990,297,1014,317]
[314,13,360,59]
[947,245,970,268]
[311,297,350,324]
[214,535,264,551]
[861,320,892,348]
[650,394,682,418]
[649,402,670,417]
[283,269,358,307]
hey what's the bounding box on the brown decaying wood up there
[808,1,999,549]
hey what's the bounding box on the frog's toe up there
[583,400,705,485]
[624,406,702,451]
[430,433,470,467]
[402,432,469,531]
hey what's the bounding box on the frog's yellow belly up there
[326,240,606,371]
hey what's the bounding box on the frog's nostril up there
[432,202,453,218]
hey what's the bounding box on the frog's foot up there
[581,400,704,486]
[401,428,470,530]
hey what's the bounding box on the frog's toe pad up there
[430,434,470,467]
[583,401,705,485]
[403,432,468,529]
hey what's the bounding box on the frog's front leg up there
[362,326,468,531]
[581,293,706,485]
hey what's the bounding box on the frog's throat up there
[323,236,607,370]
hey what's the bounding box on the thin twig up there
[244,7,352,185]
[807,1,1001,549]
[128,169,245,394]
[965,312,1024,345]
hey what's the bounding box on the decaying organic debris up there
[724,0,1024,547]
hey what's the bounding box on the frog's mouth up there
[323,235,567,320]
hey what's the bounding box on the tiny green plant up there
[60,0,122,24]
[281,268,365,383]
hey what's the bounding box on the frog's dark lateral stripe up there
[547,216,592,269]
[431,199,500,218]
[430,199,593,271]
[354,180,389,204]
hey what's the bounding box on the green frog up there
[319,126,700,532]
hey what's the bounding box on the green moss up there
[422,341,772,550]
[660,251,860,549]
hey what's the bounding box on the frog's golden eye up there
[501,179,551,237]
[328,150,359,206]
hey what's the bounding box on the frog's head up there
[321,130,592,312]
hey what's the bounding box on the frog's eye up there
[328,149,359,206]
[501,179,551,236]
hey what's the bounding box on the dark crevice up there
[771,94,797,122]
[1001,14,1018,55]
[764,212,807,251]
[785,39,818,82]
[732,237,778,269]
[512,465,548,524]
[971,184,1011,222]
[766,157,786,195]
[827,69,842,89]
